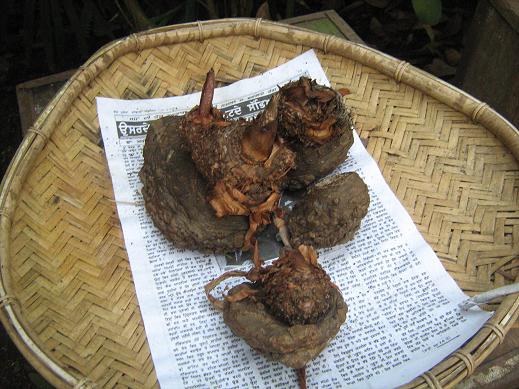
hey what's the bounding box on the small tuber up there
[206,244,347,388]
[288,172,370,248]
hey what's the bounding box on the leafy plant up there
[412,0,442,25]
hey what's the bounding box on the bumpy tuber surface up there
[141,71,369,254]
[179,70,295,249]
[277,77,354,190]
[260,245,334,325]
[288,172,370,248]
[140,116,248,252]
[205,245,347,386]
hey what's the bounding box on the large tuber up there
[141,70,369,253]
[140,116,248,252]
[179,70,295,249]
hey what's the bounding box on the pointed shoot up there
[198,69,215,119]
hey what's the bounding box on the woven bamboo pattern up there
[1,19,519,388]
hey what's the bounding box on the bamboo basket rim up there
[1,18,518,389]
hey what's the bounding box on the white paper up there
[97,50,492,389]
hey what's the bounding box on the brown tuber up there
[288,172,370,248]
[140,116,248,252]
[179,70,295,249]
[277,77,354,190]
[139,70,370,388]
[205,244,347,388]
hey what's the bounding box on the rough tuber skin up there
[141,70,369,254]
[224,282,346,369]
[288,172,370,248]
[277,77,354,190]
[139,116,248,252]
[260,246,334,325]
[205,245,347,387]
[179,70,295,249]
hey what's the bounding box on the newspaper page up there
[97,50,492,389]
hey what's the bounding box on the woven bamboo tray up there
[1,18,519,389]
